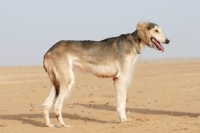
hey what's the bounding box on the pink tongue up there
[155,41,164,52]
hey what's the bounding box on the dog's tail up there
[40,52,60,110]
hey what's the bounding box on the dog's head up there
[136,22,170,52]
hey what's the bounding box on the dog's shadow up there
[0,112,112,127]
[0,113,44,127]
[81,104,200,117]
[0,104,199,127]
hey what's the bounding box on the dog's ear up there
[136,22,149,30]
[136,22,150,44]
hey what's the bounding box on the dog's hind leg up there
[53,65,75,127]
[40,85,56,127]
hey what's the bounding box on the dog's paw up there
[45,123,55,127]
[126,118,132,122]
[120,118,132,123]
[61,124,72,128]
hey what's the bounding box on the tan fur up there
[137,22,151,45]
[40,21,170,127]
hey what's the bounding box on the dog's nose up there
[166,39,170,44]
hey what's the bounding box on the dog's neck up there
[130,30,146,54]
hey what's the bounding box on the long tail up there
[43,52,60,97]
[40,52,60,110]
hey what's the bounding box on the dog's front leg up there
[113,77,130,122]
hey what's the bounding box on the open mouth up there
[150,37,164,52]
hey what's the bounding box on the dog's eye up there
[154,30,159,33]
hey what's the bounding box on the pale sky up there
[1,0,200,66]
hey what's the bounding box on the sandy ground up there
[0,60,200,133]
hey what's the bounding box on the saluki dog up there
[40,22,170,127]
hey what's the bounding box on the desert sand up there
[0,60,200,133]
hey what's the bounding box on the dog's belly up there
[73,60,118,78]
[92,65,118,78]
